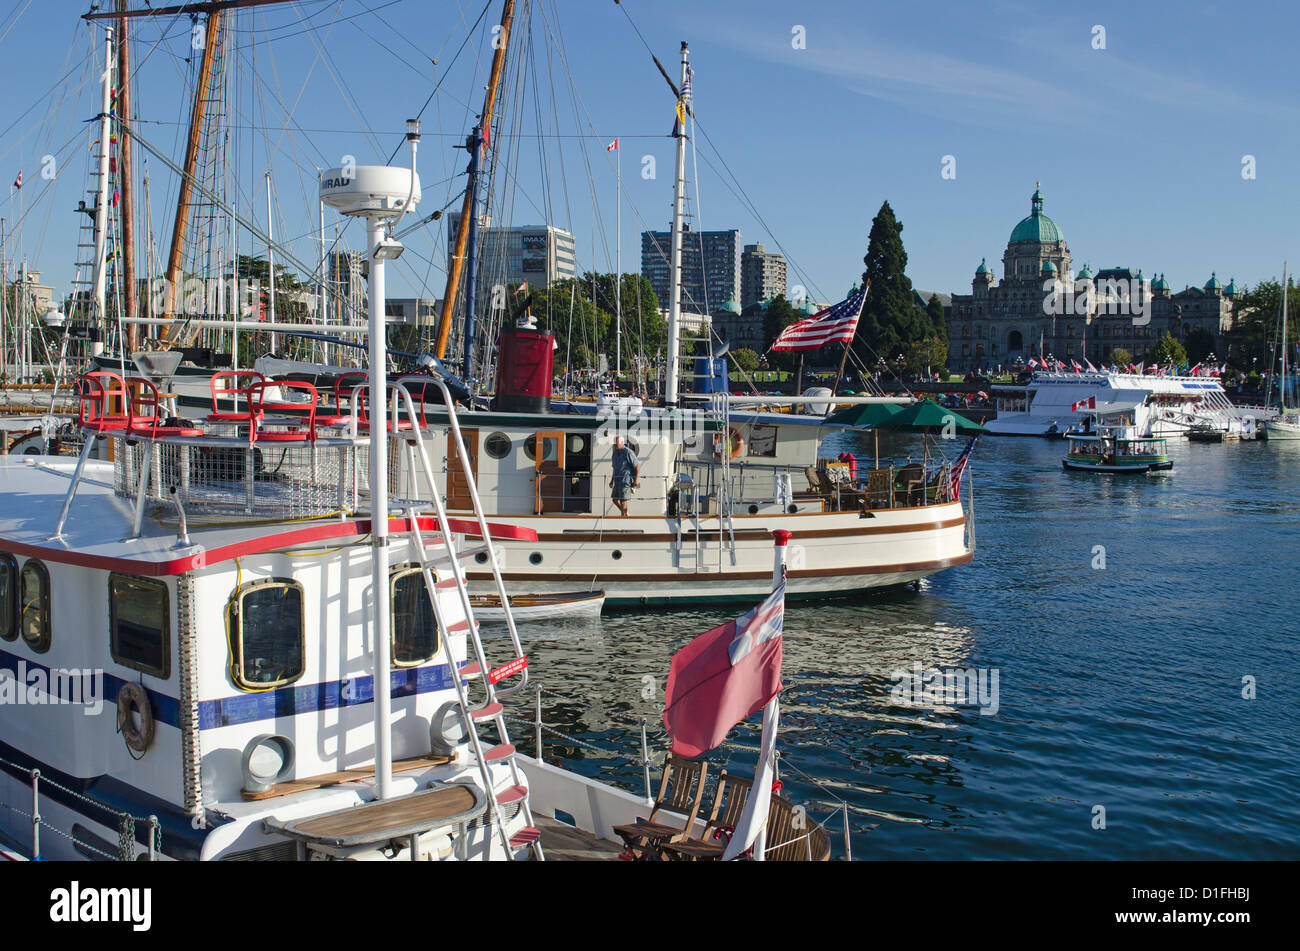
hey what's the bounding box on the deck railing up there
[0,755,160,861]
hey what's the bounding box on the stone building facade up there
[948,186,1236,371]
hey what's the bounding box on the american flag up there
[950,437,977,499]
[770,286,866,351]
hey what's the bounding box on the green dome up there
[975,257,992,275]
[801,298,820,315]
[1225,277,1239,295]
[1151,272,1170,291]
[1077,264,1093,280]
[1041,260,1057,273]
[1205,272,1223,291]
[1009,184,1065,245]
[719,292,741,314]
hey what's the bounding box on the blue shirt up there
[612,446,639,485]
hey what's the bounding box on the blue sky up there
[1,0,1296,308]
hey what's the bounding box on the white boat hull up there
[462,502,973,606]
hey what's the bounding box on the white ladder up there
[379,379,542,860]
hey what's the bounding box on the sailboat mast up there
[117,1,137,348]
[1282,262,1289,410]
[90,28,115,339]
[434,0,515,363]
[159,9,223,341]
[665,41,689,408]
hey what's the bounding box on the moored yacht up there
[989,369,1263,439]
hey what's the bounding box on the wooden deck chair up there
[763,794,833,861]
[659,772,753,861]
[863,468,893,509]
[894,463,924,506]
[611,754,708,859]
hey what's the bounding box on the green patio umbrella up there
[884,400,988,434]
[822,401,906,428]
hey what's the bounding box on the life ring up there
[713,428,744,459]
[116,683,155,754]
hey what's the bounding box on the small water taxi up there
[1062,427,1173,474]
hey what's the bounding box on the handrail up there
[0,755,158,861]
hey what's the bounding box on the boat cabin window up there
[227,579,304,689]
[19,560,51,653]
[747,425,778,457]
[484,432,512,460]
[390,565,439,667]
[0,554,16,642]
[109,574,171,679]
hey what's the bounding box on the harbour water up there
[502,433,1300,859]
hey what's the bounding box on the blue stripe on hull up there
[2,647,458,732]
[0,738,208,861]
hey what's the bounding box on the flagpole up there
[615,141,621,382]
[754,528,790,861]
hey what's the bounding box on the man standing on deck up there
[610,435,640,516]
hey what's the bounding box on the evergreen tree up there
[926,294,948,342]
[854,201,932,367]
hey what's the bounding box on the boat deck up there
[536,816,625,861]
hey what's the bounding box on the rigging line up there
[220,0,401,42]
[122,120,325,286]
[260,0,348,167]
[343,4,439,85]
[0,0,34,45]
[384,0,493,164]
[613,1,828,305]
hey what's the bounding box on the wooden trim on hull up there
[531,515,966,544]
[467,551,973,585]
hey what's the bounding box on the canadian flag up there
[1071,396,1097,412]
[12,170,21,190]
[606,138,619,152]
[1028,358,1039,369]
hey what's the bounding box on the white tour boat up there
[988,370,1264,439]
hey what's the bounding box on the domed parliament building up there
[947,185,1237,372]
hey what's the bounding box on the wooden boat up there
[469,590,605,619]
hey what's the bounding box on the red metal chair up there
[313,370,368,428]
[75,371,131,434]
[249,380,318,443]
[356,380,427,433]
[207,370,265,424]
[126,377,204,438]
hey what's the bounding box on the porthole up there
[523,435,537,460]
[567,434,586,454]
[227,578,305,690]
[612,550,622,560]
[19,559,50,654]
[390,565,440,667]
[484,432,512,460]
[475,552,489,564]
[529,552,543,566]
[748,504,759,515]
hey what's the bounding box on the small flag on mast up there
[606,138,619,152]
[12,170,21,190]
